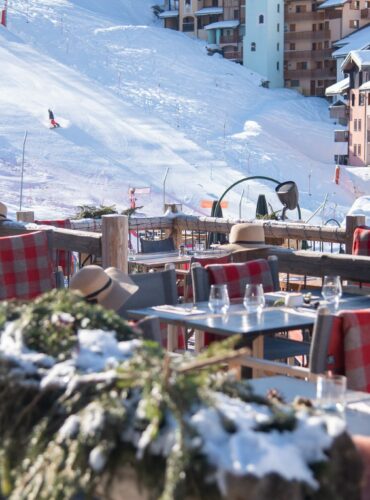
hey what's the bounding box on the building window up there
[182,16,194,31]
[360,93,365,106]
[277,42,280,51]
[233,9,238,19]
[289,24,296,32]
[289,43,295,50]
[277,61,280,71]
[316,61,322,69]
[354,119,358,131]
[352,1,360,9]
[277,23,280,32]
[354,144,357,156]
[251,42,256,51]
[291,80,300,87]
[297,61,308,70]
[324,41,330,49]
[277,3,280,12]
[312,43,317,51]
[259,14,264,24]
[352,93,355,106]
[359,119,362,131]
[349,133,352,146]
[358,143,361,156]
[368,93,370,106]
[350,19,360,28]
[317,80,323,87]
[185,0,191,4]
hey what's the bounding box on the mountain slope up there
[0,0,353,221]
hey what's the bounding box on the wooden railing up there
[1,213,368,282]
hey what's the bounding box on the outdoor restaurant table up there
[127,292,370,354]
[250,375,370,437]
[128,249,231,272]
[128,251,190,271]
[127,301,316,355]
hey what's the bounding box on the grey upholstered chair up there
[119,264,178,318]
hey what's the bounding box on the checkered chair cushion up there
[0,231,55,300]
[352,226,370,256]
[327,309,370,392]
[35,219,72,276]
[206,259,274,299]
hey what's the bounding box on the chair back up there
[35,219,72,275]
[0,230,55,300]
[309,307,370,392]
[191,256,279,302]
[119,265,178,318]
[352,226,370,256]
[140,237,175,254]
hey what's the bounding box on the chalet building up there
[158,0,245,63]
[341,50,370,166]
[325,24,370,165]
[243,0,284,88]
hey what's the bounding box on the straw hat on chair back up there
[222,223,271,253]
[70,265,138,311]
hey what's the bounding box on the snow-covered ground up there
[0,0,359,222]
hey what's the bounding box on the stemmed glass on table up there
[243,284,265,314]
[322,275,342,309]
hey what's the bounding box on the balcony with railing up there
[334,129,349,142]
[220,34,239,44]
[361,7,370,18]
[223,51,242,60]
[285,11,325,21]
[285,67,336,79]
[325,10,342,19]
[285,30,331,41]
[284,48,332,60]
[329,104,349,121]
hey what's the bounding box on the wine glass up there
[322,275,342,309]
[243,284,265,313]
[208,284,230,314]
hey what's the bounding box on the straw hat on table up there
[70,265,138,311]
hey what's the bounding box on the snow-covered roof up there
[158,10,179,18]
[325,77,349,96]
[359,80,370,91]
[195,7,223,16]
[333,25,370,58]
[318,0,348,8]
[204,20,239,30]
[329,99,347,107]
[342,49,370,71]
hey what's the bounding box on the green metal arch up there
[214,175,302,220]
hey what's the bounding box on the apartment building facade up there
[284,0,336,96]
[341,50,370,166]
[243,0,284,88]
[158,0,245,63]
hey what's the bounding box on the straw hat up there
[0,202,8,220]
[70,265,138,311]
[221,223,271,253]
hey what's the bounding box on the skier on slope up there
[48,109,60,128]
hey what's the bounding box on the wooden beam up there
[173,215,347,244]
[102,215,128,271]
[234,247,370,282]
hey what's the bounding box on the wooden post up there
[16,210,34,223]
[345,214,366,254]
[102,215,128,272]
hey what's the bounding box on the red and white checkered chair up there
[352,226,370,256]
[0,231,55,300]
[190,257,310,362]
[327,309,370,393]
[35,219,72,276]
